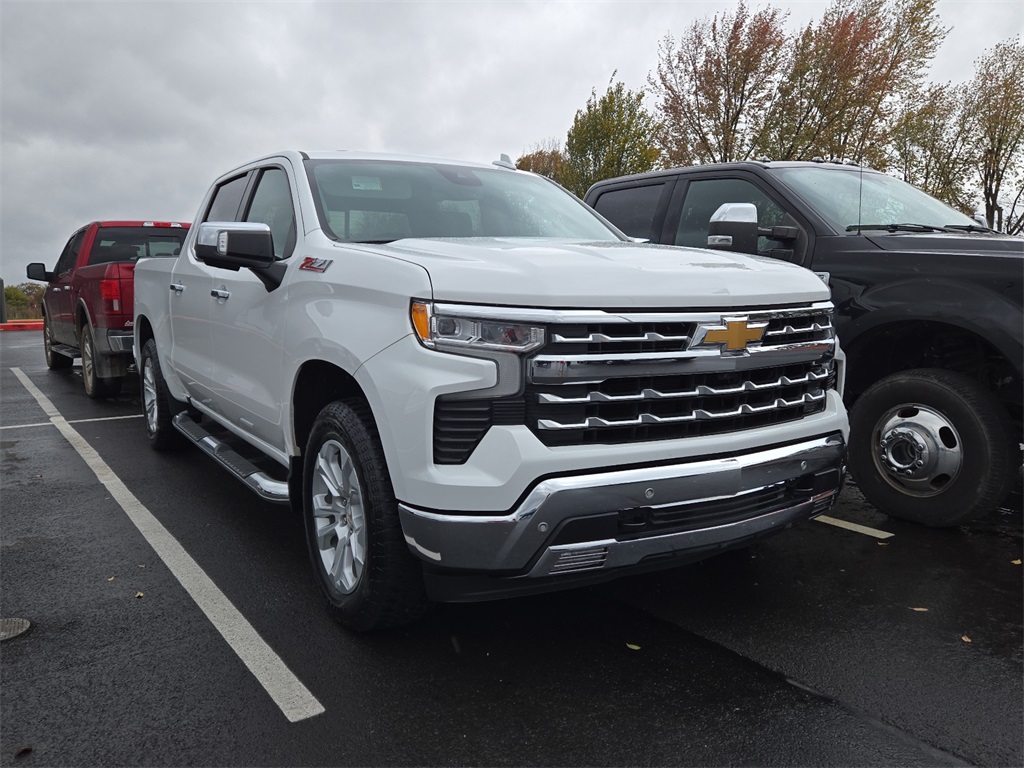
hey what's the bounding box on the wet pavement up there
[2,330,1021,766]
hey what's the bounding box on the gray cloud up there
[2,0,1020,285]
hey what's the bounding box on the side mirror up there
[26,263,53,282]
[195,222,275,271]
[707,203,759,254]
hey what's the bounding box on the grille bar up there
[538,367,829,405]
[552,330,693,344]
[537,390,825,431]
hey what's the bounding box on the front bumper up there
[400,432,846,601]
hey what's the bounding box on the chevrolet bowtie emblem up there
[695,318,767,352]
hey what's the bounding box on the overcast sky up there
[2,0,1021,286]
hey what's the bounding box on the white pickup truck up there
[134,150,849,631]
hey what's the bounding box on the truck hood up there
[363,238,828,308]
[864,231,1024,258]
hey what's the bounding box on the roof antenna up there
[492,153,516,170]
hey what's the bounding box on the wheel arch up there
[290,360,373,458]
[843,317,1023,429]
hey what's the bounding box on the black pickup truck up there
[585,161,1023,526]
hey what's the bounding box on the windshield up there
[305,159,621,243]
[770,166,978,233]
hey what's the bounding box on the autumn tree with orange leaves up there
[650,0,945,167]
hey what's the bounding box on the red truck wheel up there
[43,315,72,370]
[80,325,122,399]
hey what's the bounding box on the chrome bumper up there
[399,433,845,581]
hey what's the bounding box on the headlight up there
[410,301,546,398]
[410,302,545,355]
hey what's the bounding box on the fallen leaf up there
[14,746,32,759]
[911,607,928,612]
[961,635,972,643]
[135,591,144,599]
[626,643,641,651]
[1012,559,1022,566]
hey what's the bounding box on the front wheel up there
[43,315,72,370]
[80,325,122,399]
[849,369,1015,526]
[303,399,427,632]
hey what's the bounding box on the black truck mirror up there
[26,263,52,282]
[707,203,759,254]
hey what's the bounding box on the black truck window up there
[592,183,666,240]
[676,178,785,251]
[244,168,296,259]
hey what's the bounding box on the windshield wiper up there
[942,224,996,234]
[845,223,947,233]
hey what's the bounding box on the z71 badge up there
[299,257,333,273]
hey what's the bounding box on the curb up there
[0,321,44,332]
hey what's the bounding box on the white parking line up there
[2,414,143,430]
[815,515,895,539]
[10,367,324,723]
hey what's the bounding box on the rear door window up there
[591,183,667,240]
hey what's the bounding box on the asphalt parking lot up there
[2,330,1021,767]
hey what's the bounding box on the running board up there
[171,412,290,504]
[50,343,80,360]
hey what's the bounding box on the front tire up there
[43,315,72,370]
[849,369,1015,526]
[140,339,184,451]
[303,399,427,632]
[80,325,122,399]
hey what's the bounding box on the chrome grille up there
[525,303,835,447]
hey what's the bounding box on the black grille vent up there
[433,398,525,464]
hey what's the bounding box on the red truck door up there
[48,228,87,345]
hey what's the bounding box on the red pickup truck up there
[26,221,190,398]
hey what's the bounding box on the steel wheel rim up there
[311,439,367,594]
[81,330,95,389]
[871,403,963,497]
[142,357,158,434]
[44,319,54,365]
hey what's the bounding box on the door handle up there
[210,289,230,300]
[169,283,185,294]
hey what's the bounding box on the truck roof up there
[585,160,880,191]
[217,150,515,179]
[92,221,191,228]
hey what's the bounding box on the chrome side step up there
[171,412,290,504]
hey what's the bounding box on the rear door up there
[588,179,674,242]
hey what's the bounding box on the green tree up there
[561,77,661,198]
[4,285,29,310]
[965,38,1024,232]
[888,82,976,213]
[759,0,944,165]
[516,138,567,182]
